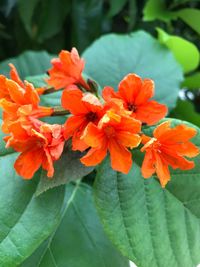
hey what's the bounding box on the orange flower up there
[62,85,104,151]
[80,109,142,173]
[103,73,168,125]
[5,119,64,179]
[141,121,199,187]
[47,48,89,90]
[0,66,53,133]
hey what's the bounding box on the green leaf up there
[178,8,200,35]
[18,0,40,38]
[170,100,200,127]
[0,50,53,78]
[21,183,129,267]
[71,0,103,52]
[0,0,17,16]
[36,0,71,42]
[83,31,183,109]
[0,152,67,267]
[18,0,70,42]
[94,119,200,267]
[157,28,200,73]
[182,72,200,90]
[143,0,177,22]
[36,149,94,196]
[107,0,128,17]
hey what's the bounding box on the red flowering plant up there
[0,33,200,267]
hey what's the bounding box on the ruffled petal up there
[80,147,107,166]
[161,147,195,170]
[108,138,132,174]
[153,121,171,139]
[82,122,105,148]
[9,63,25,88]
[118,73,142,103]
[24,81,40,107]
[134,79,154,105]
[154,153,170,188]
[82,93,103,113]
[116,131,141,148]
[63,115,86,139]
[72,131,89,151]
[6,79,25,105]
[166,142,199,158]
[135,100,168,125]
[159,124,197,144]
[14,147,44,179]
[115,115,141,134]
[61,86,88,114]
[141,150,156,178]
[102,86,119,101]
[42,149,55,178]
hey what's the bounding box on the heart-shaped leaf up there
[94,119,200,267]
[21,183,129,267]
[83,31,183,109]
[0,152,67,267]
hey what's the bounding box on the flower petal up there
[82,93,103,113]
[61,86,88,114]
[118,73,142,103]
[116,131,141,148]
[134,79,154,105]
[135,100,168,125]
[172,142,199,158]
[108,138,132,174]
[155,153,171,188]
[14,148,44,179]
[6,79,25,105]
[153,121,171,139]
[82,122,105,148]
[159,124,197,144]
[80,147,107,166]
[9,63,24,88]
[115,115,141,134]
[141,150,156,178]
[64,115,86,139]
[102,86,119,101]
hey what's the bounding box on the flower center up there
[104,126,115,137]
[127,102,136,112]
[86,112,97,122]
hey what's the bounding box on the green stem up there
[52,107,69,116]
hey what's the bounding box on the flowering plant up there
[0,32,200,267]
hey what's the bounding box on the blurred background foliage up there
[0,0,200,126]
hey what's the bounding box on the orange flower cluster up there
[141,121,199,187]
[0,65,64,178]
[0,48,199,187]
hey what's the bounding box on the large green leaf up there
[178,8,200,35]
[0,152,67,267]
[71,0,103,52]
[83,31,183,109]
[36,149,94,196]
[143,0,177,22]
[18,0,40,38]
[94,119,200,267]
[107,0,128,17]
[18,0,70,42]
[182,72,200,90]
[21,183,129,267]
[0,0,17,16]
[157,28,200,73]
[0,50,53,78]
